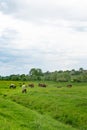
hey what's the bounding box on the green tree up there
[29,68,43,80]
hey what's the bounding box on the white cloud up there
[0,0,87,75]
[1,0,87,22]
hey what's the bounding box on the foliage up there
[1,67,87,82]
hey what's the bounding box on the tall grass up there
[0,81,87,129]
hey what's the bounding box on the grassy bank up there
[0,81,87,129]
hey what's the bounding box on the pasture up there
[0,81,87,130]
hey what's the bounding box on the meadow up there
[0,81,87,130]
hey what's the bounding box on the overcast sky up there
[0,0,87,76]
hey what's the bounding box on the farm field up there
[0,81,87,130]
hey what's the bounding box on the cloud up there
[1,0,87,22]
[0,0,87,75]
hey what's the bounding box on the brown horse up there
[28,83,34,88]
[67,84,72,88]
[38,83,46,88]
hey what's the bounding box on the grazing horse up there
[38,83,46,88]
[9,84,16,89]
[22,88,27,93]
[67,84,72,88]
[28,83,34,88]
[22,83,27,93]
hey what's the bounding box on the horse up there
[38,83,46,88]
[28,83,34,88]
[22,88,27,93]
[67,84,72,88]
[9,84,16,89]
[22,83,27,93]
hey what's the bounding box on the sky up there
[0,0,87,76]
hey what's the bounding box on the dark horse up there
[28,83,34,88]
[67,84,72,88]
[9,84,16,89]
[38,83,46,88]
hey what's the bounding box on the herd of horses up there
[9,83,72,94]
[9,83,72,89]
[9,83,48,93]
[9,83,47,89]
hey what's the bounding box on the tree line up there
[0,68,87,82]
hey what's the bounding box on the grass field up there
[0,81,87,130]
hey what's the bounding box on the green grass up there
[0,81,87,130]
[1,97,76,130]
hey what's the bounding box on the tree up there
[29,68,43,80]
[20,74,26,81]
[79,68,84,73]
